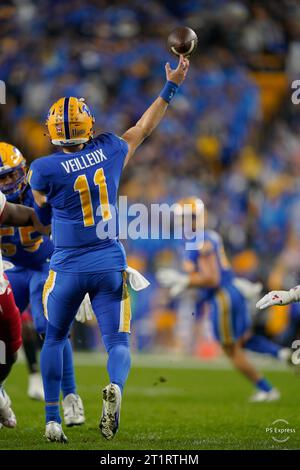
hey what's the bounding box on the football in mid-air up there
[167,26,198,57]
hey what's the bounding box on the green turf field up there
[0,354,299,450]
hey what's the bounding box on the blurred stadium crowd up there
[1,0,300,353]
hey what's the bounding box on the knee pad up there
[102,332,130,353]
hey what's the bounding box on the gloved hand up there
[156,268,189,298]
[256,285,300,309]
[75,293,94,323]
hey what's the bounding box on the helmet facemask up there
[0,163,27,201]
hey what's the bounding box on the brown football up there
[167,26,198,57]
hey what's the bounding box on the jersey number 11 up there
[74,168,111,227]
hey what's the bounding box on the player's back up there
[29,132,128,273]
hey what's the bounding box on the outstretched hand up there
[165,55,189,86]
[256,290,293,309]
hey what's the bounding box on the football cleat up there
[0,389,17,428]
[249,388,281,403]
[28,373,44,401]
[99,383,122,440]
[62,393,85,427]
[45,421,68,443]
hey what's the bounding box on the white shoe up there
[99,383,122,440]
[62,394,85,427]
[249,388,281,402]
[0,389,17,428]
[28,373,44,401]
[45,421,68,443]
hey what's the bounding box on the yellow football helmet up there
[46,97,95,146]
[0,142,27,201]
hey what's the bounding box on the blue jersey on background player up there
[183,228,250,345]
[1,186,53,267]
[1,186,53,334]
[0,144,53,333]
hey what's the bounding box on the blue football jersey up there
[0,186,54,268]
[28,132,128,273]
[183,229,235,302]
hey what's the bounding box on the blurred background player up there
[157,197,291,402]
[0,142,85,426]
[0,189,48,428]
[28,55,189,443]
